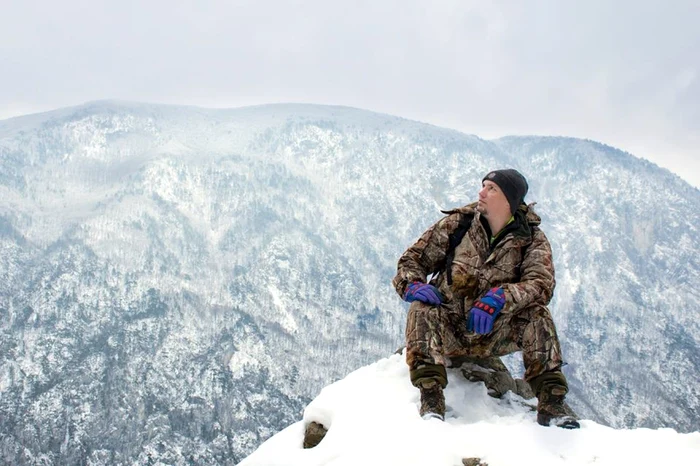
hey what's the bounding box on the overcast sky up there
[2,0,698,187]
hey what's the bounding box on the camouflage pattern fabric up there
[405,300,564,384]
[393,202,555,315]
[394,202,567,389]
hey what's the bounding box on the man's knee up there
[519,303,555,323]
[520,304,560,340]
[407,300,439,318]
[406,300,445,337]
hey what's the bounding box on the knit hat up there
[482,169,529,214]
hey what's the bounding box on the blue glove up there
[467,287,506,334]
[404,281,443,306]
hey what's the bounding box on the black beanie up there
[482,169,529,214]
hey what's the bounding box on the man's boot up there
[537,385,580,429]
[419,379,445,421]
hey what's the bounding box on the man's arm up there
[502,228,556,314]
[392,213,462,298]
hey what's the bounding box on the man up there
[392,168,579,429]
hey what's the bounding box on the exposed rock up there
[463,457,488,466]
[515,378,535,399]
[450,355,533,400]
[303,421,328,449]
[393,350,534,400]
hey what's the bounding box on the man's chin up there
[476,203,486,214]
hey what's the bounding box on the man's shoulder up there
[521,202,542,227]
[436,202,478,234]
[440,201,478,217]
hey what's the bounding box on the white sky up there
[2,0,699,187]
[239,352,700,465]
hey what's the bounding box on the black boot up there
[419,379,445,421]
[537,385,580,429]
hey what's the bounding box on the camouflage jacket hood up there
[393,202,556,317]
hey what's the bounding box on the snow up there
[239,351,700,466]
[228,350,260,377]
[268,283,299,333]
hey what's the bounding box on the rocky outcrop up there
[451,355,535,400]
[302,355,533,448]
[303,421,328,449]
[462,458,488,466]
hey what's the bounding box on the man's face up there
[477,180,511,217]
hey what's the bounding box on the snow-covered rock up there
[240,352,700,466]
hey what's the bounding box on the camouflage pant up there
[405,300,564,386]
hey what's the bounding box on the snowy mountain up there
[239,352,700,466]
[0,101,698,465]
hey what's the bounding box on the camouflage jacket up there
[392,202,556,317]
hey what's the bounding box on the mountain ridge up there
[7,101,694,190]
[1,101,698,464]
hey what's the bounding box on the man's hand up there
[467,287,506,334]
[404,281,443,306]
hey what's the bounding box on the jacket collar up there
[442,202,540,233]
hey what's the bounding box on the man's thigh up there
[405,300,468,366]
